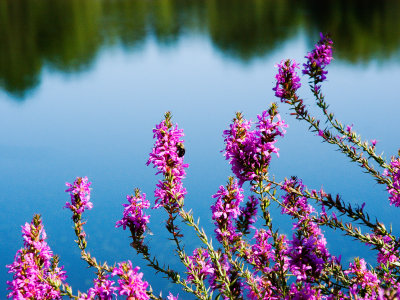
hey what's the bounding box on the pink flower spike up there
[6,215,67,299]
[116,189,151,240]
[273,59,301,102]
[65,176,93,215]
[112,261,150,300]
[147,113,188,209]
[303,33,333,83]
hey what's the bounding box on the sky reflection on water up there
[1,1,400,297]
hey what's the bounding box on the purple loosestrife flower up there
[112,261,149,300]
[303,33,333,84]
[244,276,277,300]
[370,233,399,265]
[344,258,380,298]
[273,59,301,102]
[256,110,286,157]
[244,230,289,298]
[286,234,327,282]
[116,188,150,240]
[186,248,214,284]
[187,248,237,297]
[211,178,244,244]
[287,283,322,300]
[7,215,67,299]
[223,108,287,186]
[86,273,117,299]
[249,229,275,274]
[366,231,399,288]
[281,178,331,282]
[383,155,400,207]
[147,112,188,210]
[378,287,400,300]
[65,176,93,215]
[281,178,313,218]
[223,113,254,184]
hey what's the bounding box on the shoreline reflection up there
[1,0,400,98]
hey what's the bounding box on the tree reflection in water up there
[1,0,400,98]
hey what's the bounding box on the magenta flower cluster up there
[273,59,301,102]
[303,33,333,83]
[79,273,117,299]
[186,248,247,299]
[65,176,93,215]
[211,178,244,243]
[77,267,152,300]
[6,216,67,299]
[367,231,400,289]
[112,261,150,300]
[223,110,287,186]
[115,189,150,239]
[383,156,400,207]
[186,248,214,284]
[281,178,331,282]
[288,282,323,300]
[249,229,276,274]
[186,249,235,298]
[344,258,380,298]
[370,233,399,266]
[147,115,188,209]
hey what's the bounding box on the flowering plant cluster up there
[7,34,400,299]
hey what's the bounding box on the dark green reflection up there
[206,0,302,61]
[0,0,103,98]
[1,0,400,98]
[302,0,400,63]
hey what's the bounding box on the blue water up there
[2,3,400,297]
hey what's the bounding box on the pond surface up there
[2,0,400,297]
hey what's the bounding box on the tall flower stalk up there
[6,215,68,299]
[147,111,188,211]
